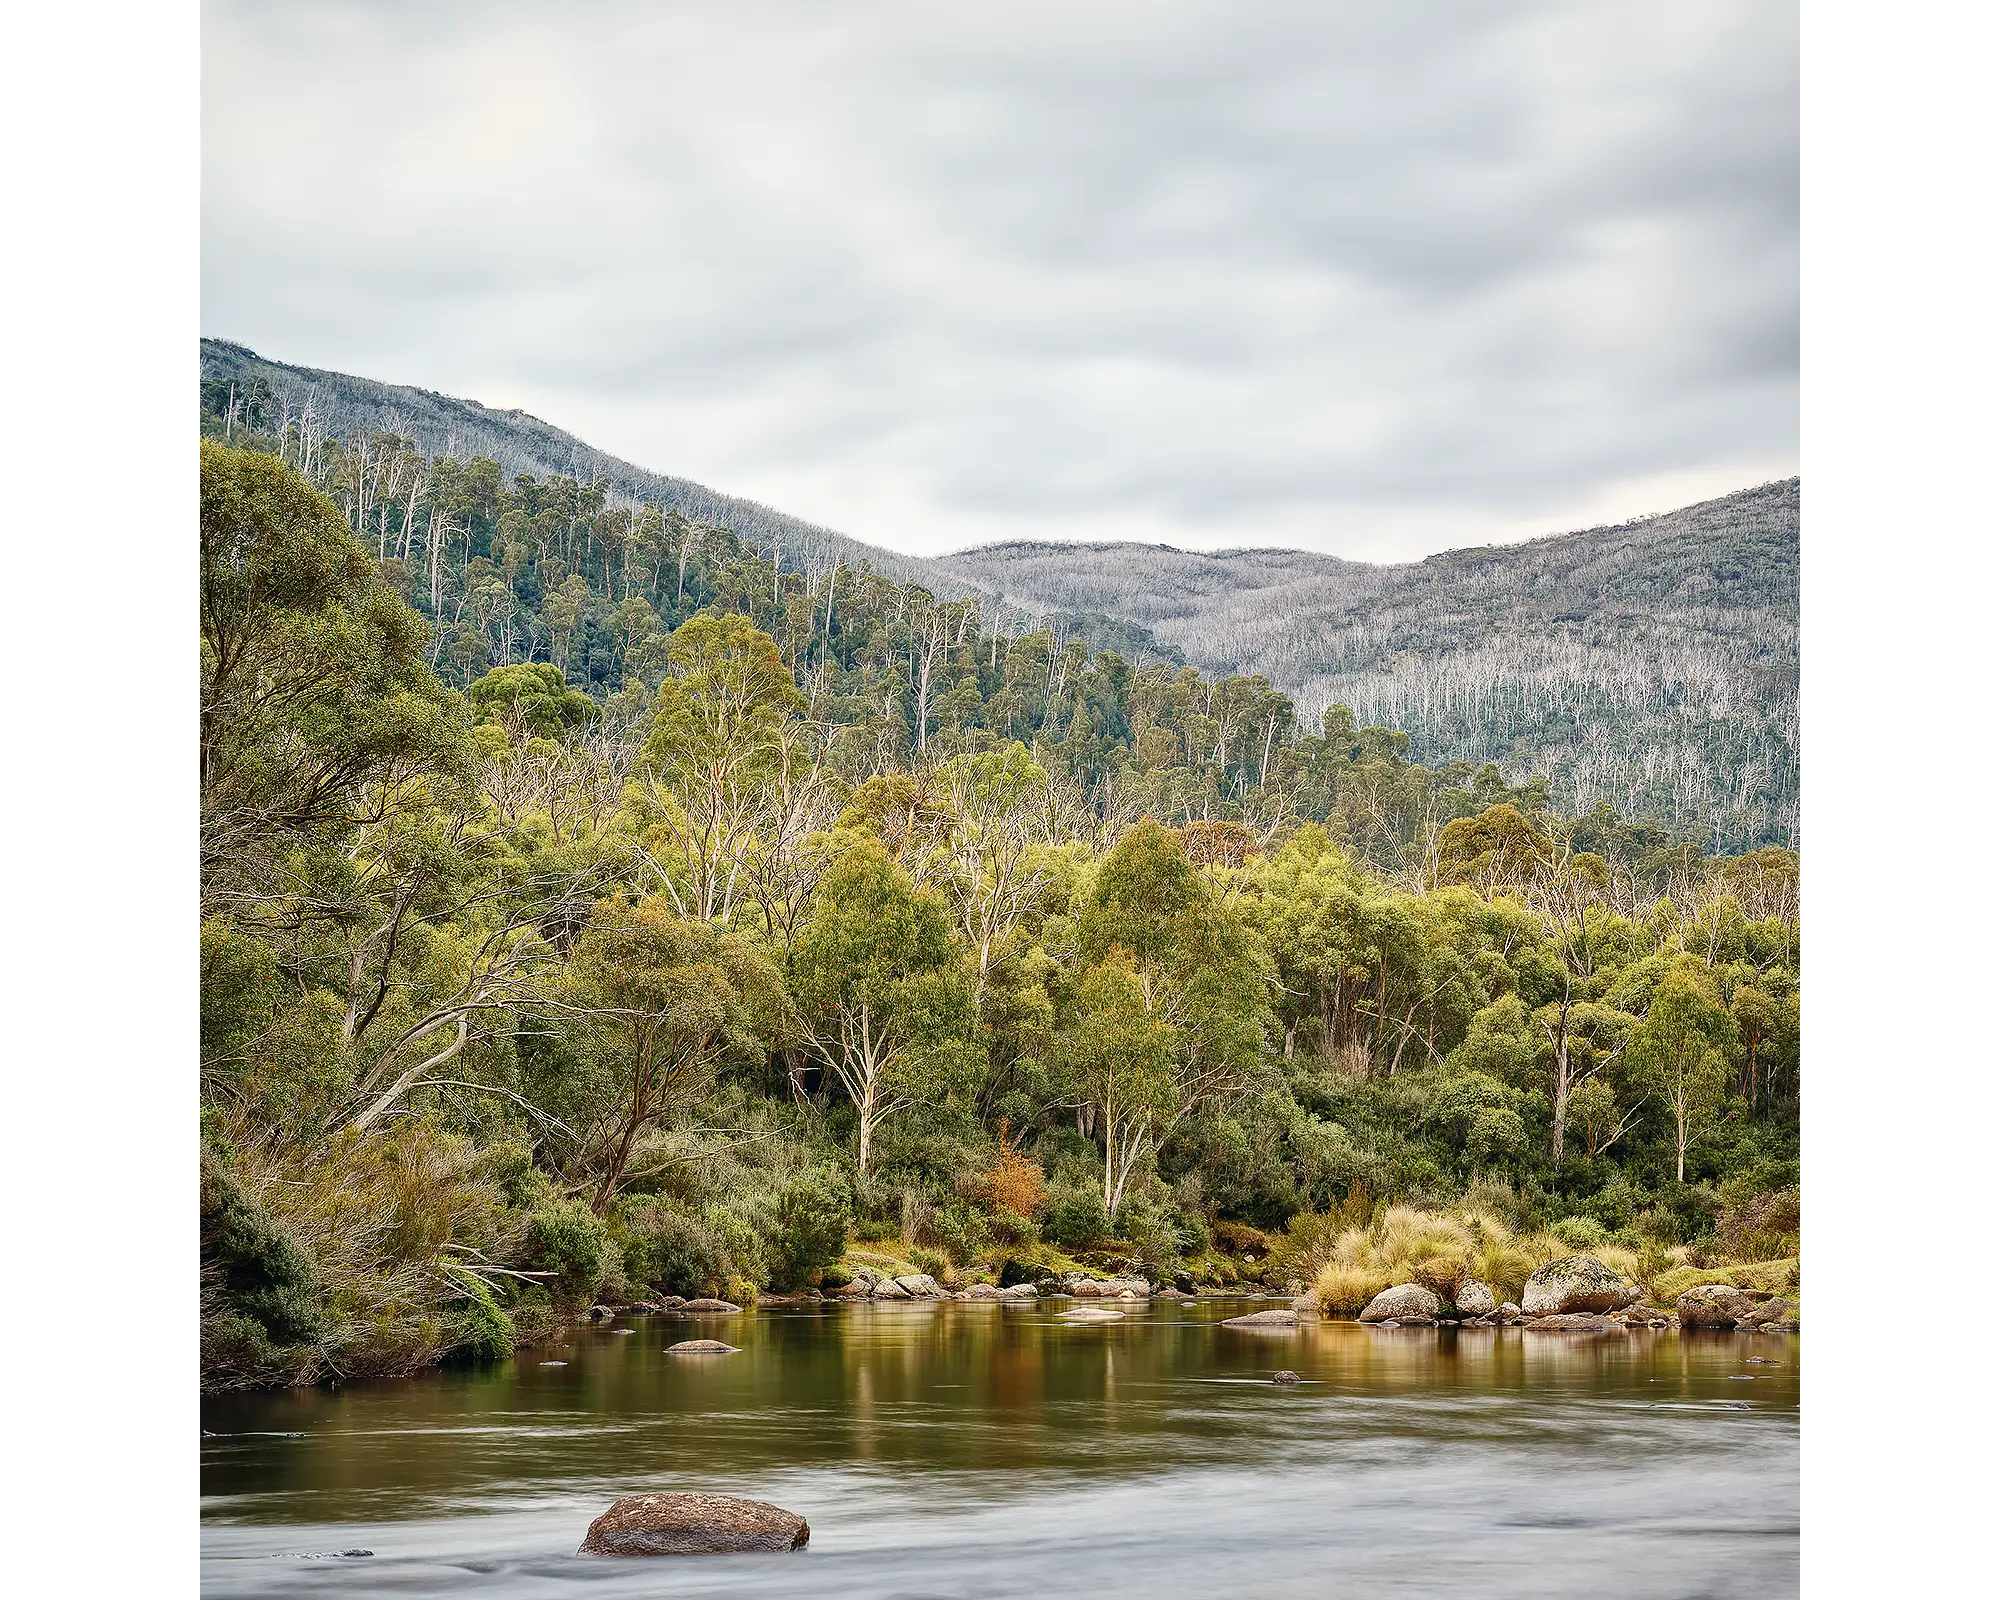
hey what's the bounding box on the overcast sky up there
[204,0,1796,562]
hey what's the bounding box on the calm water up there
[202,1298,1798,1598]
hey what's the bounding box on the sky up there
[203,0,1797,562]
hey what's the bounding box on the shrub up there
[930,1203,994,1267]
[1042,1183,1110,1250]
[1114,1195,1186,1278]
[911,1247,948,1279]
[1551,1215,1609,1251]
[445,1275,516,1362]
[979,1122,1047,1219]
[764,1169,853,1290]
[525,1199,619,1307]
[1213,1220,1273,1259]
[621,1203,734,1297]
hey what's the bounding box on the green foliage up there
[524,1199,619,1306]
[192,435,1800,1393]
[764,1168,855,1289]
[1043,1182,1111,1250]
[467,663,599,735]
[619,1203,735,1297]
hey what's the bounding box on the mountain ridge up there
[198,339,1797,844]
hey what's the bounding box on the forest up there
[198,430,1800,1391]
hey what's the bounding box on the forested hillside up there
[199,438,1798,1393]
[940,482,1800,852]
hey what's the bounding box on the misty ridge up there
[200,339,1797,850]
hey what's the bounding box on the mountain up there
[936,481,1799,847]
[198,340,1796,846]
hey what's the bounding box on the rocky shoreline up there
[603,1253,1796,1332]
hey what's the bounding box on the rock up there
[1000,1283,1038,1299]
[1220,1309,1300,1328]
[1522,1256,1640,1316]
[628,1300,660,1314]
[585,1304,621,1323]
[656,1295,688,1310]
[1496,1302,1522,1319]
[1056,1306,1125,1322]
[870,1277,911,1299]
[1271,1370,1302,1384]
[1359,1284,1443,1324]
[1524,1312,1619,1331]
[1069,1277,1107,1297]
[1154,1287,1191,1300]
[1454,1280,1498,1317]
[678,1298,742,1314]
[833,1278,873,1297]
[1738,1298,1791,1328]
[579,1492,809,1557]
[666,1340,737,1354]
[1117,1290,1137,1300]
[1676,1285,1760,1328]
[894,1274,946,1299]
[959,1283,1003,1300]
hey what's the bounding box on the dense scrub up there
[198,443,1799,1390]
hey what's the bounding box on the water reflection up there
[203,1300,1798,1599]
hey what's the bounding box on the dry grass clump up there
[1305,1202,1645,1315]
[206,1116,519,1387]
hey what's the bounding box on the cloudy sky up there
[204,0,1796,562]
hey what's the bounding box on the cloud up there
[203,0,1797,560]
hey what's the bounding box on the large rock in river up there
[666,1339,737,1354]
[1676,1284,1761,1328]
[1221,1308,1300,1328]
[678,1298,742,1314]
[1522,1256,1639,1316]
[579,1492,809,1557]
[1359,1284,1442,1323]
[1454,1280,1498,1317]
[894,1274,947,1299]
[870,1277,911,1299]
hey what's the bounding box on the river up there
[201,1297,1798,1598]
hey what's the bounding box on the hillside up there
[198,340,1795,847]
[939,482,1800,848]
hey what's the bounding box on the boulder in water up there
[1220,1308,1299,1328]
[1676,1285,1761,1328]
[999,1283,1039,1300]
[666,1339,737,1353]
[958,1283,1003,1300]
[870,1277,912,1299]
[1524,1312,1620,1331]
[579,1492,809,1557]
[1271,1370,1302,1384]
[1522,1256,1639,1316]
[894,1274,946,1299]
[1056,1306,1125,1323]
[678,1298,742,1314]
[1359,1284,1442,1323]
[1454,1280,1498,1317]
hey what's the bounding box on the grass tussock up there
[1302,1202,1653,1316]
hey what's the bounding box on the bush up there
[445,1275,516,1362]
[525,1199,619,1306]
[1551,1215,1609,1251]
[621,1203,733,1297]
[1114,1194,1186,1278]
[1042,1183,1110,1250]
[911,1247,948,1279]
[764,1169,853,1290]
[930,1202,994,1267]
